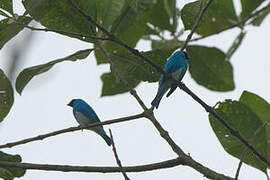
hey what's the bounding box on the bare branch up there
[0,113,145,149]
[0,157,232,179]
[25,25,110,41]
[109,130,130,180]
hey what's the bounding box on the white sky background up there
[0,0,270,179]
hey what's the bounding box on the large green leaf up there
[209,92,270,173]
[0,151,25,179]
[240,91,270,122]
[23,0,97,42]
[0,69,13,123]
[0,16,31,50]
[0,0,13,14]
[149,0,176,32]
[181,0,237,36]
[16,49,92,95]
[186,45,235,91]
[240,91,270,141]
[241,0,265,18]
[101,72,140,96]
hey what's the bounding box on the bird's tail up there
[101,133,112,146]
[166,85,177,97]
[151,87,167,109]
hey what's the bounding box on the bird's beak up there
[67,102,72,107]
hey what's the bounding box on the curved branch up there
[0,113,145,149]
[0,157,231,179]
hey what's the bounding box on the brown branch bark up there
[109,130,130,180]
[0,113,145,149]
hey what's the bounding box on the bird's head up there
[174,50,189,60]
[67,99,76,107]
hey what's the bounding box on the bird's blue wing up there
[74,102,101,123]
[160,56,183,85]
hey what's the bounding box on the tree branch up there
[65,0,270,167]
[109,130,130,180]
[235,119,270,179]
[190,2,270,42]
[0,157,232,179]
[0,113,145,149]
[25,25,110,41]
[180,0,213,50]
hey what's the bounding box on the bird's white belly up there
[74,112,100,133]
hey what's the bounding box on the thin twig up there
[25,26,110,41]
[180,0,213,50]
[235,119,270,179]
[0,113,145,149]
[191,2,270,42]
[98,44,148,111]
[109,130,130,180]
[0,9,12,18]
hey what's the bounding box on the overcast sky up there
[0,0,270,179]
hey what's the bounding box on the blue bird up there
[151,50,189,109]
[67,99,111,146]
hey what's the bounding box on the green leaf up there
[101,72,140,96]
[126,0,138,10]
[239,91,270,123]
[96,0,125,30]
[0,16,31,50]
[186,45,235,91]
[0,151,25,179]
[241,0,265,18]
[23,0,97,42]
[149,0,176,32]
[95,0,155,65]
[0,69,13,123]
[181,0,237,36]
[0,0,13,14]
[112,48,179,82]
[226,31,246,61]
[101,46,178,96]
[151,39,182,50]
[209,99,269,173]
[251,3,270,26]
[16,49,92,95]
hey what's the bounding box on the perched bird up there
[151,50,189,109]
[67,99,111,146]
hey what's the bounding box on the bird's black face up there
[183,51,189,60]
[67,99,75,107]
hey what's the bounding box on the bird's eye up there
[183,52,189,59]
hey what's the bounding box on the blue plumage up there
[151,50,189,109]
[67,99,111,146]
